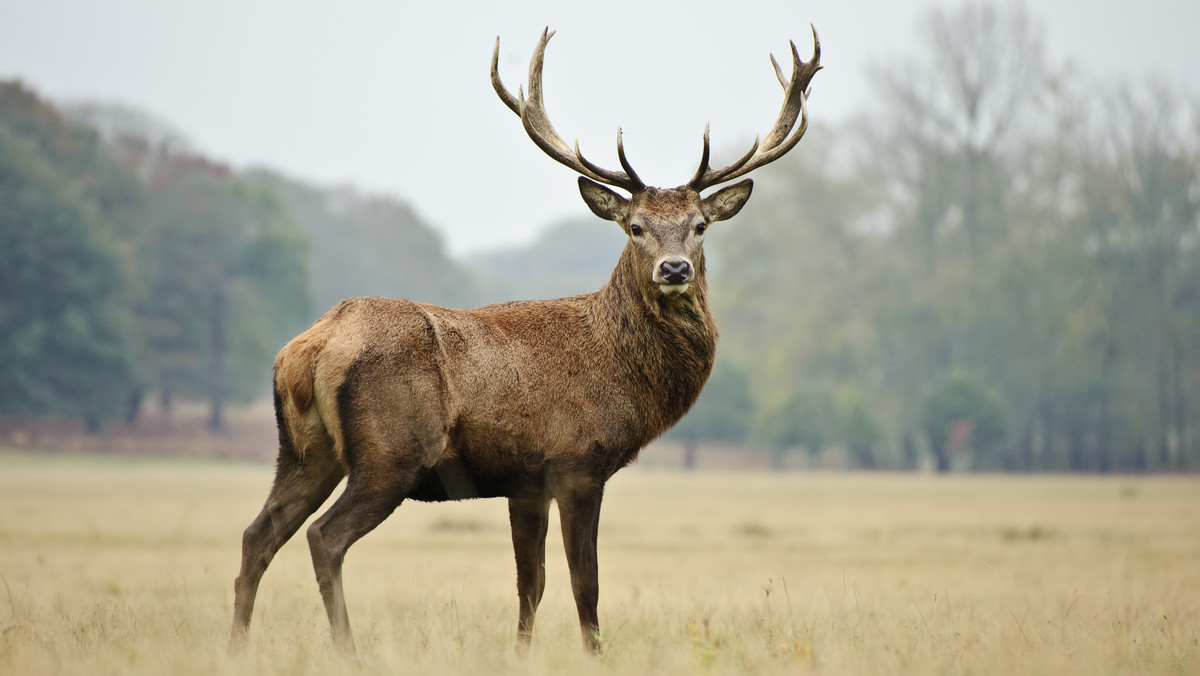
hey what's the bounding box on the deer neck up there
[590,244,718,436]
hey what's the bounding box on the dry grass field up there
[0,449,1197,675]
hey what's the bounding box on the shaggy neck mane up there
[586,244,718,440]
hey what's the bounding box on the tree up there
[668,357,753,469]
[838,392,885,469]
[0,102,138,427]
[757,387,838,470]
[919,370,1008,472]
[1076,82,1200,470]
[860,2,1049,405]
[132,154,310,428]
[710,123,881,401]
[862,1,1045,264]
[855,3,1113,472]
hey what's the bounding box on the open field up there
[0,450,1197,675]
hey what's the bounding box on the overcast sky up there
[2,0,1198,255]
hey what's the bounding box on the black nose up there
[660,259,692,284]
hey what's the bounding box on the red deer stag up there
[230,27,821,655]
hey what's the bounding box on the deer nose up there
[659,259,692,285]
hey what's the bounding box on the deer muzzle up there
[655,257,693,294]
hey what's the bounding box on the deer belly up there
[409,453,546,502]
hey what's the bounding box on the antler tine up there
[687,123,712,188]
[688,125,762,190]
[493,29,646,193]
[575,129,646,192]
[760,38,807,151]
[770,54,788,90]
[616,128,646,191]
[491,37,521,116]
[689,25,822,191]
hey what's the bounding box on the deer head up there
[491,28,821,298]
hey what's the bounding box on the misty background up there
[4,0,1198,254]
[2,1,1199,472]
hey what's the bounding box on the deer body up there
[231,28,820,655]
[283,251,716,503]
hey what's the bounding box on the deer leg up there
[555,479,604,654]
[508,495,551,651]
[306,467,420,654]
[230,448,344,650]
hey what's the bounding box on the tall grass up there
[1,450,1197,675]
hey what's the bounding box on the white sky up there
[2,0,1198,255]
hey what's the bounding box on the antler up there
[687,26,822,191]
[492,29,646,193]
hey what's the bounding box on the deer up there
[229,26,821,656]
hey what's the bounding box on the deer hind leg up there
[230,436,344,650]
[508,495,551,651]
[305,401,446,653]
[305,471,412,654]
[554,476,605,654]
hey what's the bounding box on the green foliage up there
[0,83,318,429]
[134,163,311,415]
[0,81,482,430]
[838,391,885,469]
[670,357,754,445]
[755,385,888,469]
[0,85,139,424]
[919,370,1009,472]
[709,125,881,400]
[697,3,1200,472]
[757,387,837,468]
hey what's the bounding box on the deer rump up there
[275,295,705,503]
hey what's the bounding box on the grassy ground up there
[0,450,1197,675]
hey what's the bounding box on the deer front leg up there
[555,478,604,654]
[508,495,551,651]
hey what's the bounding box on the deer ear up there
[578,177,629,223]
[701,179,753,222]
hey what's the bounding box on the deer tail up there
[272,331,324,459]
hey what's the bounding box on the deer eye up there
[695,223,707,236]
[630,224,643,237]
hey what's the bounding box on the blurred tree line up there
[674,2,1200,472]
[466,216,627,303]
[0,85,473,430]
